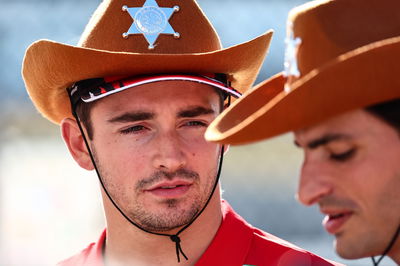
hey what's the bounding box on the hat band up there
[68,74,241,105]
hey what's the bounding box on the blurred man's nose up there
[297,161,333,206]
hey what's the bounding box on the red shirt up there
[58,201,342,266]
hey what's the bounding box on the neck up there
[388,232,400,264]
[102,187,223,266]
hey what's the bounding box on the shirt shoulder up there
[57,243,95,266]
[246,227,343,266]
[57,230,105,266]
[197,201,343,266]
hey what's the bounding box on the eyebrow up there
[107,111,154,123]
[177,106,215,118]
[295,133,352,149]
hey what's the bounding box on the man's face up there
[88,80,222,232]
[294,109,400,259]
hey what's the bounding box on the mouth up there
[145,181,192,198]
[322,211,353,235]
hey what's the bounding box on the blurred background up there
[0,0,394,265]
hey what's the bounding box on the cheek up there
[186,141,220,169]
[345,151,400,213]
[376,173,400,210]
[93,138,151,178]
[192,139,220,156]
[359,171,400,233]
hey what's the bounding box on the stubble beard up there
[330,170,400,260]
[92,148,218,232]
[128,197,201,232]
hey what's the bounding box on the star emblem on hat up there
[122,0,180,49]
[283,30,302,79]
[283,25,302,93]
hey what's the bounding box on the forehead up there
[90,80,221,115]
[294,109,398,144]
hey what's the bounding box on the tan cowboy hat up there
[206,0,400,145]
[22,0,273,124]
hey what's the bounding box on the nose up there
[152,130,187,171]
[297,160,333,206]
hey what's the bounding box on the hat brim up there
[22,31,273,124]
[206,36,400,145]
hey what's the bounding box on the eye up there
[330,148,355,162]
[120,125,147,135]
[183,120,207,127]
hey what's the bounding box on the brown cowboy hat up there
[22,0,273,124]
[206,0,400,145]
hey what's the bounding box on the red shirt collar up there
[195,200,254,265]
[60,200,253,265]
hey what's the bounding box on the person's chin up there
[334,232,370,260]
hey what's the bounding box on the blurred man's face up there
[88,80,222,233]
[294,109,400,260]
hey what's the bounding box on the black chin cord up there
[70,104,225,263]
[371,224,400,266]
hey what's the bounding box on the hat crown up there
[286,0,400,82]
[78,0,221,53]
[22,0,273,125]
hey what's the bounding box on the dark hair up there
[74,87,227,140]
[75,100,97,140]
[366,98,400,132]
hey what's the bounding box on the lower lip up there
[322,213,352,235]
[147,185,191,198]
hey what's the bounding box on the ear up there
[61,118,94,170]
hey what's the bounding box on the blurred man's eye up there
[330,148,356,162]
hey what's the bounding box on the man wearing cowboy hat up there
[22,0,340,265]
[206,0,400,265]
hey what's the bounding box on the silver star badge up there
[122,0,180,49]
[283,30,302,79]
[283,22,302,93]
[284,21,302,79]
